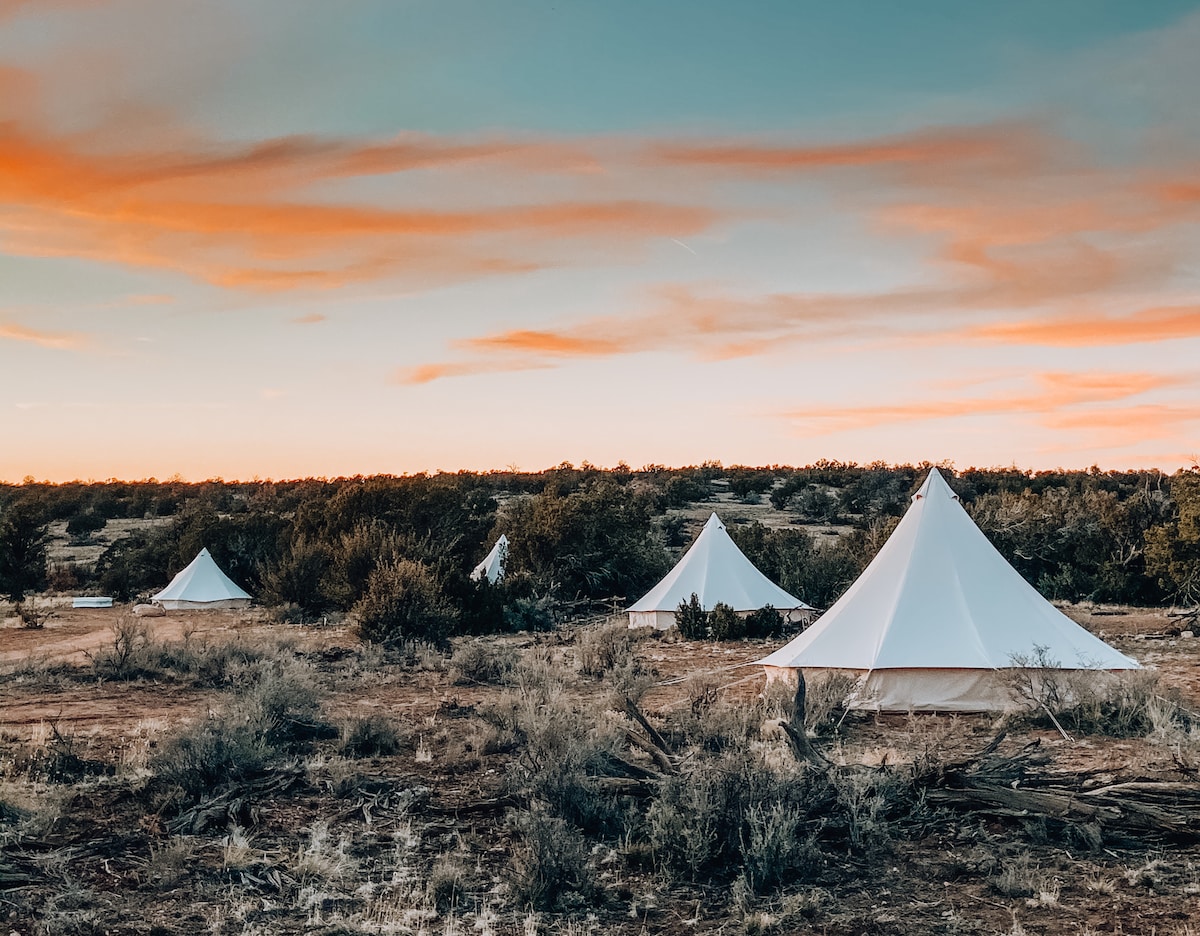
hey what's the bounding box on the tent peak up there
[704,512,725,530]
[913,467,959,502]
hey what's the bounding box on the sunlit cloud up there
[779,371,1194,446]
[396,358,553,385]
[292,313,326,325]
[0,75,720,292]
[968,304,1200,346]
[0,321,85,350]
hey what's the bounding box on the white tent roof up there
[629,513,812,613]
[152,548,252,604]
[759,469,1137,672]
[471,534,508,584]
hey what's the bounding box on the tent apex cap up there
[913,467,959,503]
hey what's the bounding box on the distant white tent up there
[758,468,1138,711]
[628,513,814,629]
[471,534,508,584]
[152,548,252,610]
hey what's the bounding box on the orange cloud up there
[783,371,1188,437]
[0,82,719,292]
[462,329,628,357]
[969,304,1200,346]
[292,313,326,325]
[0,321,85,349]
[397,359,552,385]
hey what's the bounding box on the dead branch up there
[623,696,674,757]
[621,726,676,775]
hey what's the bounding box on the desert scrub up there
[576,619,636,677]
[340,714,408,758]
[646,748,827,887]
[498,689,631,836]
[150,658,332,802]
[507,806,596,911]
[354,557,457,647]
[451,639,518,685]
[675,593,708,639]
[87,617,270,686]
[1005,650,1188,738]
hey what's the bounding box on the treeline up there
[1,462,1197,642]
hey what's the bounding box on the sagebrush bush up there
[742,801,822,894]
[451,640,518,685]
[577,620,636,677]
[503,595,556,632]
[88,618,269,686]
[341,714,407,758]
[507,807,595,911]
[151,659,329,802]
[803,671,860,735]
[647,748,830,887]
[501,692,628,836]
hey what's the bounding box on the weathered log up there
[779,720,832,768]
[621,726,676,775]
[623,696,674,757]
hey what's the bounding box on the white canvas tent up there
[758,469,1138,711]
[152,548,253,610]
[471,534,508,584]
[628,513,813,629]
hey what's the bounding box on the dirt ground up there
[4,604,1200,935]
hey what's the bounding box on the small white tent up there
[758,469,1138,711]
[152,548,253,610]
[471,534,508,584]
[628,513,813,629]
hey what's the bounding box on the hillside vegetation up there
[3,463,1196,635]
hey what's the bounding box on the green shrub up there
[742,801,822,894]
[745,605,784,639]
[709,602,746,640]
[803,671,860,735]
[151,659,329,802]
[503,595,556,631]
[354,557,457,647]
[676,593,707,640]
[65,511,107,536]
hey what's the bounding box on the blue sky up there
[2,1,1199,480]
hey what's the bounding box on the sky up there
[2,0,1200,482]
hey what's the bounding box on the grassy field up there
[3,604,1200,935]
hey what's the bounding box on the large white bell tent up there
[152,548,253,610]
[471,534,508,585]
[758,469,1138,711]
[628,513,814,629]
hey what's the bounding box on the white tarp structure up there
[152,547,253,610]
[759,468,1138,711]
[628,513,814,629]
[72,597,113,608]
[471,534,508,584]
